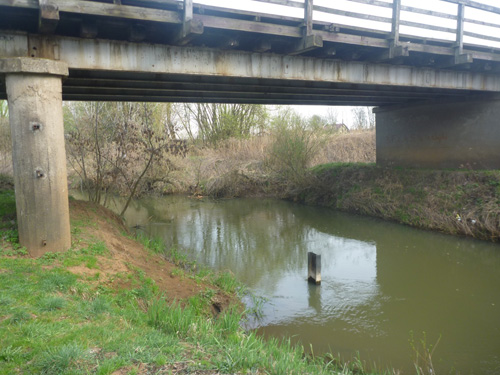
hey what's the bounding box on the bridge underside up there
[46,70,496,106]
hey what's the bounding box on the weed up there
[1,228,18,244]
[87,296,111,316]
[0,295,15,306]
[35,343,87,374]
[244,292,268,319]
[39,271,78,292]
[0,345,23,363]
[0,244,28,256]
[215,308,242,336]
[8,310,32,324]
[137,233,164,254]
[86,241,108,256]
[164,246,194,270]
[38,251,61,265]
[147,298,195,337]
[409,331,441,375]
[38,296,66,312]
[211,271,241,294]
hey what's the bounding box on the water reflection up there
[86,194,500,374]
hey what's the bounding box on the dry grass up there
[183,136,273,197]
[180,130,375,198]
[312,130,375,165]
[305,164,500,242]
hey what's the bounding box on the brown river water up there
[87,194,500,374]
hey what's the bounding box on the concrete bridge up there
[1,0,500,256]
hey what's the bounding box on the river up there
[98,194,500,374]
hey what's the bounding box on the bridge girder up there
[1,32,499,105]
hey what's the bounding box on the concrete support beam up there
[375,98,500,169]
[0,58,71,257]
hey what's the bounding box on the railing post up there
[456,3,464,54]
[380,0,408,61]
[304,0,313,37]
[173,0,203,45]
[454,3,473,65]
[291,0,322,55]
[184,0,193,23]
[390,0,401,46]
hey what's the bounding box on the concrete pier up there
[1,58,71,257]
[375,98,500,170]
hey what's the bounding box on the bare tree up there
[325,107,339,125]
[182,103,268,145]
[351,107,375,130]
[65,102,177,215]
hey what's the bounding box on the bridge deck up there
[1,0,500,105]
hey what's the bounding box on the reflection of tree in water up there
[139,197,314,289]
[185,199,313,288]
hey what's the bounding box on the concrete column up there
[0,58,71,257]
[375,98,500,170]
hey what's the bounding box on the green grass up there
[0,184,394,374]
[2,253,387,375]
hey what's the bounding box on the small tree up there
[265,108,321,189]
[182,103,268,145]
[66,102,177,215]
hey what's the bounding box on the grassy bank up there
[300,163,500,242]
[0,182,394,375]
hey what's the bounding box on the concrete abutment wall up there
[375,98,500,170]
[1,58,71,257]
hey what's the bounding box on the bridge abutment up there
[375,98,500,170]
[1,58,71,257]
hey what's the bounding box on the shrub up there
[265,109,322,190]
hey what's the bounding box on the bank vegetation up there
[0,100,498,241]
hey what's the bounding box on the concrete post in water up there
[0,58,71,257]
[308,252,321,284]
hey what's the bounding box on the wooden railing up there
[187,0,500,51]
[2,0,500,62]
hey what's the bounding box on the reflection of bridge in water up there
[1,0,500,255]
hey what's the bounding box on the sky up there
[187,0,500,123]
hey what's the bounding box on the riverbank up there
[297,163,500,242]
[155,132,498,243]
[187,157,499,242]
[0,181,388,375]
